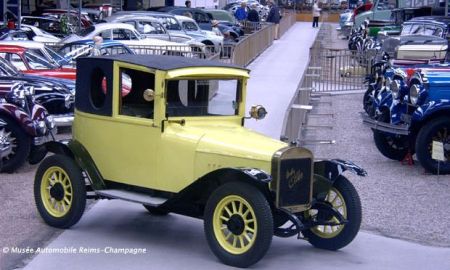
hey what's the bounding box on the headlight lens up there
[391,80,401,99]
[45,115,56,130]
[385,77,392,90]
[409,84,420,105]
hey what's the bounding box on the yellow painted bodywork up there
[73,61,287,193]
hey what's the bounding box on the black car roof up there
[406,16,450,25]
[89,54,249,71]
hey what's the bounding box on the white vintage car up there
[60,23,205,56]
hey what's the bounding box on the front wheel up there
[34,154,86,228]
[0,116,31,173]
[204,182,273,268]
[302,176,361,250]
[373,130,409,161]
[415,117,450,174]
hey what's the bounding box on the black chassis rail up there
[360,112,410,135]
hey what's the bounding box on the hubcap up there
[213,195,257,255]
[0,126,16,161]
[40,166,73,218]
[309,188,347,238]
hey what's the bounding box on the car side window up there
[9,53,27,71]
[194,13,209,23]
[183,21,199,31]
[100,29,112,40]
[119,68,155,119]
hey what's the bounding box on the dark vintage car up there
[33,54,366,268]
[0,82,55,172]
[0,57,75,126]
[363,68,450,174]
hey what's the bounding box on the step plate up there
[96,189,168,207]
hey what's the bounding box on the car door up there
[102,64,161,189]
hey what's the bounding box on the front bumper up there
[53,114,74,127]
[361,112,409,135]
[34,131,55,146]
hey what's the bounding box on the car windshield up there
[166,78,240,117]
[24,50,59,69]
[79,25,95,37]
[156,17,182,31]
[209,12,233,23]
[44,46,69,66]
[0,57,20,76]
[182,21,199,31]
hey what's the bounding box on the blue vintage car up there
[364,69,450,174]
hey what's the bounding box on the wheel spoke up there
[220,215,229,222]
[63,197,71,205]
[231,201,237,214]
[224,206,232,217]
[238,201,243,214]
[232,235,238,247]
[244,219,254,224]
[244,233,252,243]
[245,226,255,233]
[238,235,245,248]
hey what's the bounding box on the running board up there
[95,189,168,206]
[298,139,336,145]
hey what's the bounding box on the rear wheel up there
[302,176,361,250]
[34,155,86,228]
[415,117,450,174]
[0,116,30,173]
[204,182,273,268]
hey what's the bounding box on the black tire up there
[363,86,374,115]
[373,130,409,161]
[0,116,31,173]
[415,117,450,174]
[204,182,273,268]
[302,176,361,250]
[143,204,169,216]
[34,154,86,228]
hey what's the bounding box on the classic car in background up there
[104,15,207,49]
[58,39,134,64]
[363,69,450,174]
[0,82,55,172]
[0,44,76,80]
[0,25,61,43]
[156,6,213,30]
[33,54,365,268]
[60,23,205,56]
[0,56,75,125]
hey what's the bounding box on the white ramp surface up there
[244,22,317,139]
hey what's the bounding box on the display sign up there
[432,141,446,162]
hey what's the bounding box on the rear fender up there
[44,140,106,190]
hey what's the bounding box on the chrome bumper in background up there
[53,114,74,127]
[361,112,410,135]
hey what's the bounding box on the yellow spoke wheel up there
[40,166,73,218]
[34,154,86,229]
[310,188,347,239]
[213,195,257,255]
[302,176,361,251]
[204,182,273,268]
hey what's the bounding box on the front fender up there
[313,159,367,199]
[412,100,450,124]
[0,103,37,136]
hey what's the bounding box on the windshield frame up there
[164,77,243,119]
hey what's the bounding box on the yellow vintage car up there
[34,55,366,268]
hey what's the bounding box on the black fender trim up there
[44,140,106,190]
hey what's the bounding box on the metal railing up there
[279,12,297,38]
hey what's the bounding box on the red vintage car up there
[0,43,76,80]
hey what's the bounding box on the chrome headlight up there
[409,84,420,105]
[36,120,47,136]
[45,115,56,130]
[391,80,401,99]
[385,77,392,90]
